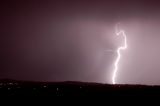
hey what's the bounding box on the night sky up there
[1,0,160,85]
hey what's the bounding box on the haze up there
[1,0,160,85]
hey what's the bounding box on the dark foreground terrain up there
[0,79,160,97]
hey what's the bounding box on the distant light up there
[43,85,47,88]
[8,88,11,90]
[9,83,13,85]
[56,88,59,91]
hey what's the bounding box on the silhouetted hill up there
[0,79,160,97]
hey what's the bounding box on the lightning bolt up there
[112,25,128,84]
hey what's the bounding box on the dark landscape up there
[0,79,160,97]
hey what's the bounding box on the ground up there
[0,79,160,97]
